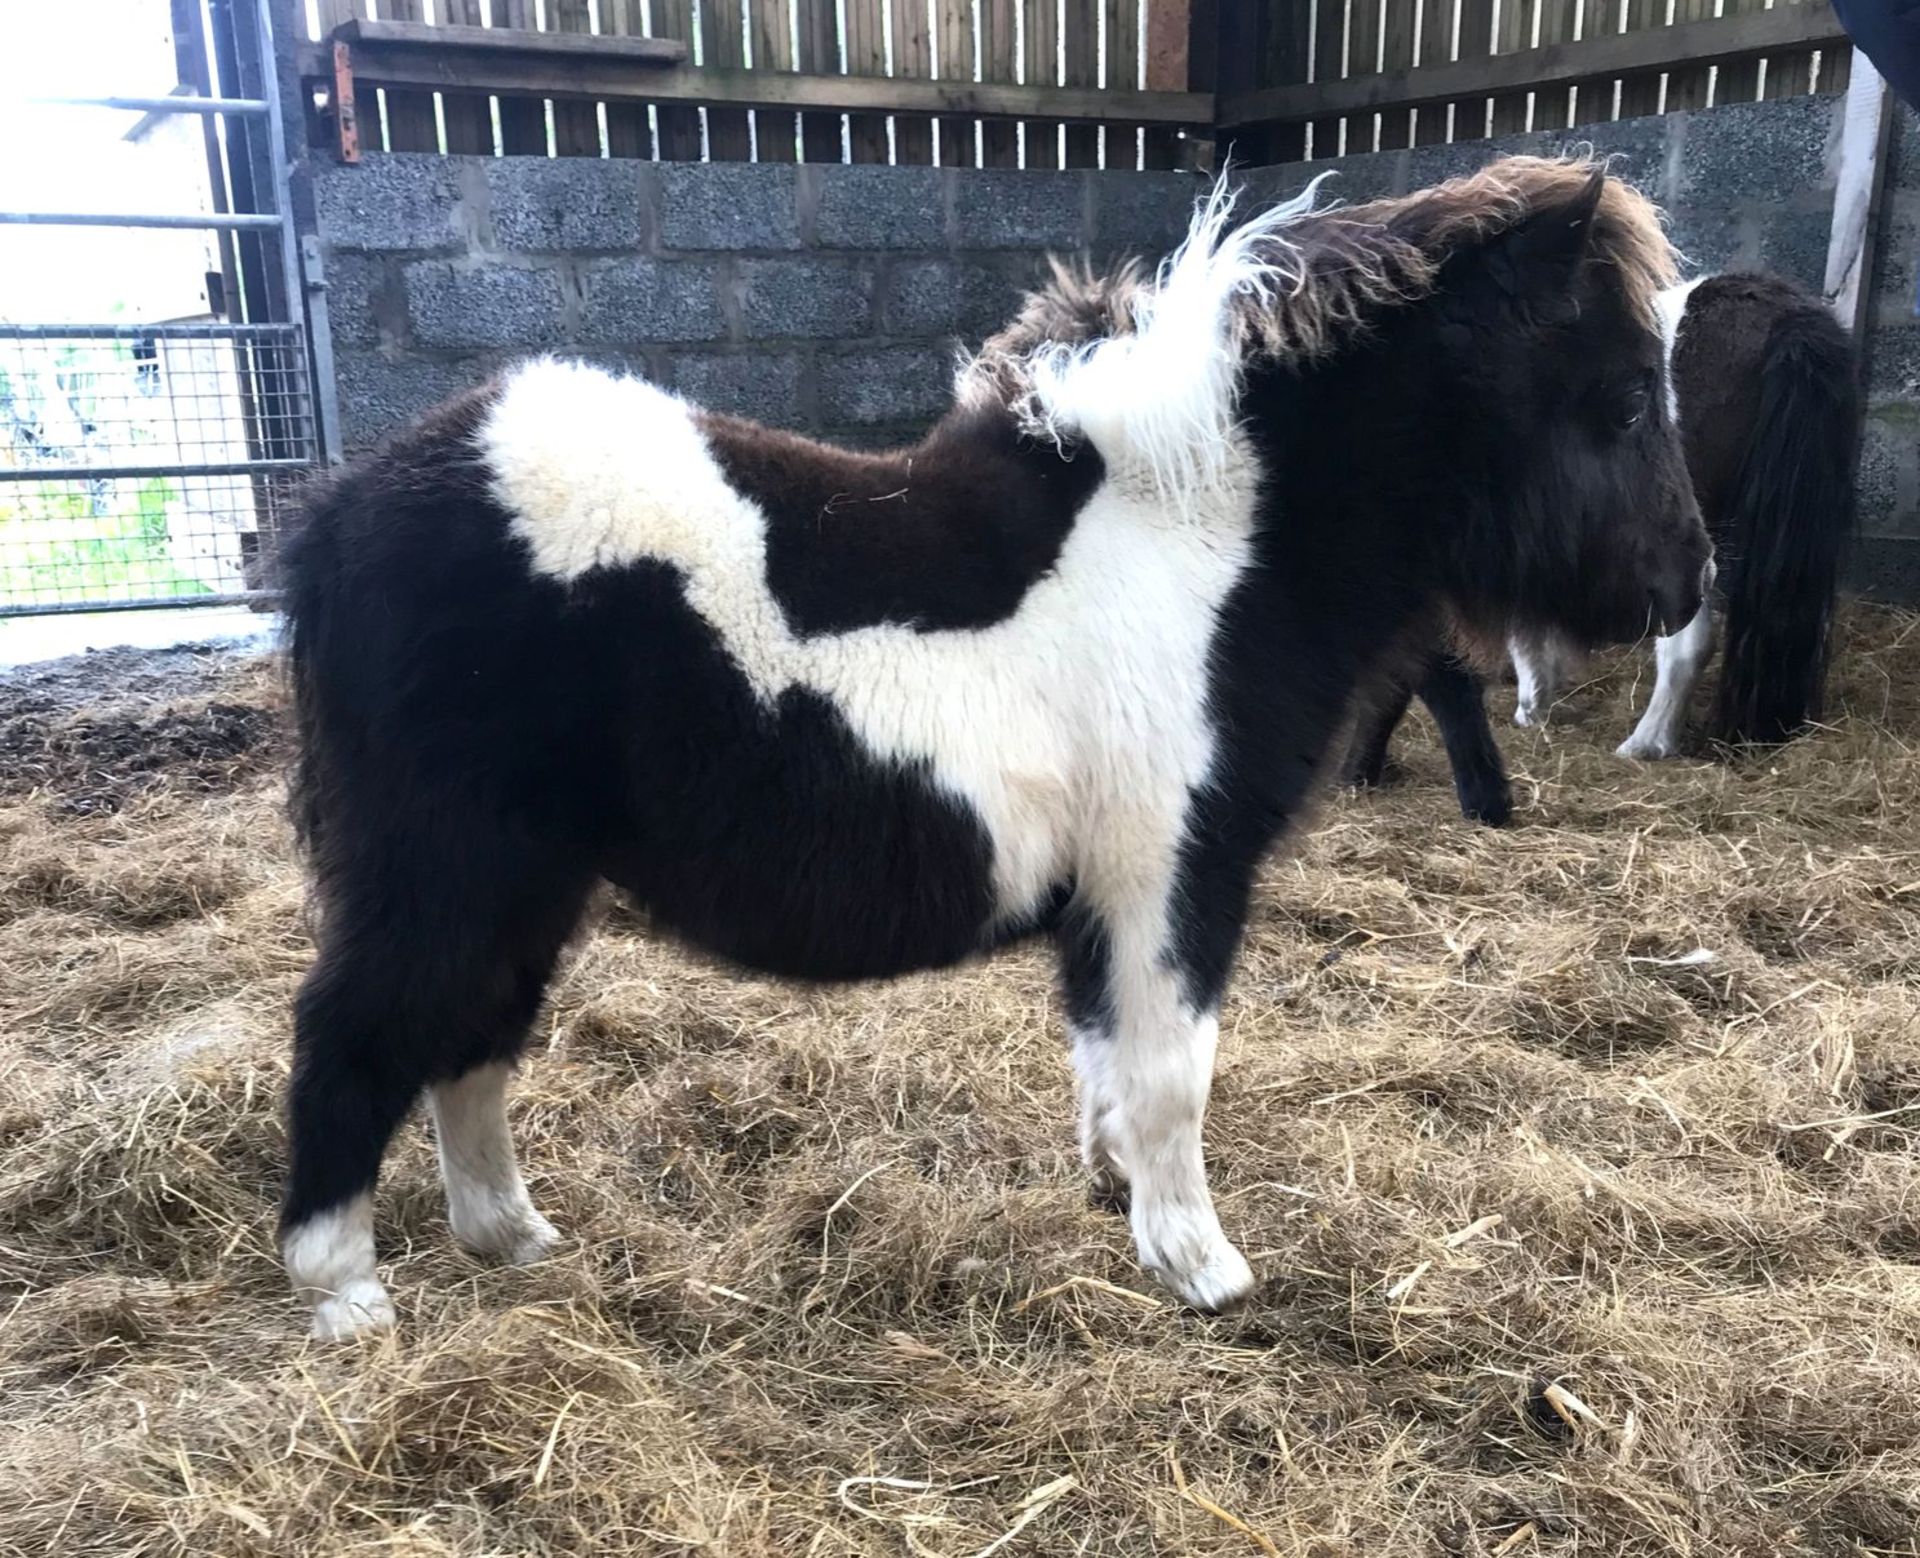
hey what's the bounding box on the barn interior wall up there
[303,93,1920,603]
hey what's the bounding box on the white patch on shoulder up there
[479,357,1259,928]
[1654,277,1707,422]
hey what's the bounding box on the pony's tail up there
[278,477,354,859]
[1712,306,1859,747]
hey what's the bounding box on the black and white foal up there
[280,159,1709,1337]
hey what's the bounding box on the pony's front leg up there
[1058,901,1254,1311]
[1617,603,1714,759]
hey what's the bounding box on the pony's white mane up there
[1015,173,1333,508]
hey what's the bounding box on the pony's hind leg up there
[429,1061,557,1264]
[282,956,425,1340]
[281,820,591,1339]
[1618,603,1715,759]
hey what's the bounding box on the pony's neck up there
[1240,342,1458,640]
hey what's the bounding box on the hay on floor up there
[2,609,1919,1557]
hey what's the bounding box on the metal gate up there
[0,0,320,618]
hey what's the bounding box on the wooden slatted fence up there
[298,0,1206,168]
[1222,0,1853,162]
[295,0,1858,169]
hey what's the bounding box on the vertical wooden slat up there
[846,0,894,162]
[892,0,935,163]
[1142,0,1190,166]
[315,0,365,35]
[1489,0,1534,135]
[1410,0,1454,144]
[936,0,979,166]
[1253,0,1307,162]
[1377,0,1419,150]
[1763,2,1820,108]
[437,0,495,152]
[550,0,603,154]
[1061,0,1097,166]
[601,0,653,156]
[1022,0,1060,167]
[1449,0,1497,142]
[1615,0,1664,118]
[651,0,706,159]
[1568,0,1619,127]
[1772,48,1817,100]
[750,0,799,162]
[701,0,755,158]
[377,0,442,150]
[795,0,844,159]
[980,0,1020,166]
[493,0,551,153]
[1718,0,1765,105]
[1819,40,1854,95]
[1344,0,1383,154]
[1530,0,1577,130]
[1663,0,1718,112]
[1104,0,1141,169]
[1307,0,1344,161]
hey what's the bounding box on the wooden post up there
[1825,55,1895,349]
[1143,0,1193,168]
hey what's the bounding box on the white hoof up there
[307,1278,396,1341]
[453,1205,559,1265]
[1616,733,1679,761]
[1513,701,1545,729]
[1152,1239,1255,1312]
[1134,1206,1255,1312]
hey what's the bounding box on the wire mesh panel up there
[0,322,314,616]
[1,0,323,619]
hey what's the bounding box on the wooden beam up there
[1218,2,1846,126]
[299,38,1212,125]
[1825,57,1896,349]
[332,17,689,65]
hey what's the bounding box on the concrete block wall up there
[308,155,1202,454]
[1241,96,1841,295]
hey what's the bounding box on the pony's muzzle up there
[1652,555,1714,639]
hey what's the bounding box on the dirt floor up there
[3,611,1919,1557]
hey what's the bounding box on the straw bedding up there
[2,610,1918,1556]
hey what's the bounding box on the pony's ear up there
[1486,169,1605,300]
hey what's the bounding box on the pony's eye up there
[1612,384,1651,431]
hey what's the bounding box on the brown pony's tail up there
[1713,303,1859,747]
